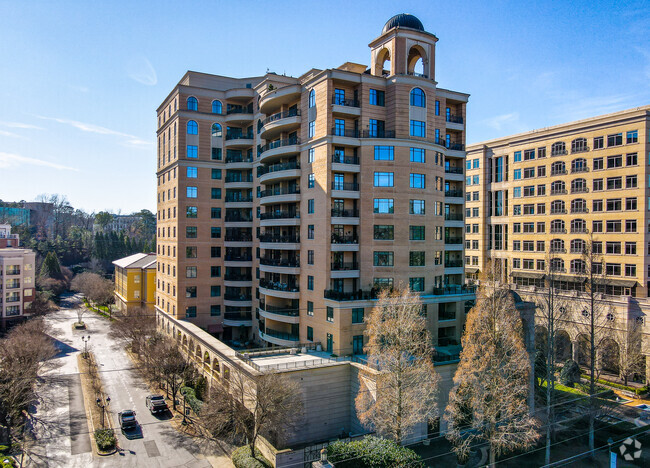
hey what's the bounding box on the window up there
[513,187,521,198]
[307,301,314,316]
[593,136,604,149]
[410,120,426,137]
[606,263,621,276]
[186,246,197,258]
[210,305,221,316]
[551,141,566,156]
[308,147,315,163]
[187,97,198,111]
[514,151,522,162]
[309,120,315,137]
[374,198,394,213]
[607,220,622,232]
[571,138,588,153]
[537,147,547,158]
[326,306,334,322]
[186,286,197,298]
[187,120,198,134]
[626,153,638,166]
[537,203,546,215]
[514,169,522,180]
[211,285,221,297]
[211,227,221,238]
[307,275,314,290]
[607,155,623,168]
[185,306,197,318]
[308,173,314,188]
[334,88,345,105]
[186,266,197,278]
[211,207,221,219]
[186,167,197,178]
[211,188,221,199]
[409,277,425,292]
[352,307,364,324]
[606,199,621,211]
[593,157,603,170]
[626,130,638,144]
[410,148,425,163]
[524,149,535,160]
[186,145,198,158]
[212,100,222,114]
[410,173,425,188]
[211,123,222,137]
[626,220,637,232]
[409,225,425,240]
[186,186,197,198]
[211,168,221,180]
[592,220,603,233]
[606,242,621,254]
[625,264,636,277]
[374,146,394,160]
[626,197,637,210]
[409,88,426,107]
[409,251,425,266]
[473,175,479,185]
[308,224,314,239]
[593,199,603,212]
[593,179,603,191]
[308,89,315,108]
[307,199,315,214]
[537,184,546,196]
[307,326,313,341]
[374,225,394,240]
[374,172,394,187]
[211,266,220,277]
[513,205,522,215]
[524,167,535,178]
[369,89,385,106]
[409,199,425,214]
[626,175,637,188]
[435,100,440,115]
[607,177,622,190]
[212,148,222,160]
[607,133,623,147]
[373,251,394,266]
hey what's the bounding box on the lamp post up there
[607,437,616,468]
[81,335,90,359]
[96,396,110,429]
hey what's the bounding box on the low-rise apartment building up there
[113,253,157,311]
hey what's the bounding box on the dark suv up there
[146,394,169,414]
[118,410,137,431]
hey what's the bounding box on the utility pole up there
[81,335,90,358]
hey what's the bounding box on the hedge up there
[327,436,424,468]
[180,386,203,415]
[94,429,116,451]
[231,446,272,468]
[580,375,648,395]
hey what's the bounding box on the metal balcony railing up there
[260,279,299,292]
[331,209,359,217]
[260,211,300,220]
[259,187,300,197]
[260,257,300,268]
[262,109,300,126]
[331,262,359,271]
[444,213,464,221]
[257,161,300,177]
[225,132,254,141]
[445,167,463,174]
[331,97,360,107]
[331,234,358,244]
[259,233,300,243]
[331,182,359,191]
[263,328,300,341]
[332,154,360,165]
[258,137,300,154]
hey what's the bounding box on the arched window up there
[550,219,565,234]
[571,219,586,233]
[211,123,222,137]
[571,198,587,213]
[571,158,587,173]
[571,239,585,253]
[550,200,565,214]
[187,120,198,135]
[551,141,566,156]
[212,100,222,114]
[551,161,565,175]
[550,180,565,194]
[308,89,315,108]
[187,96,198,111]
[410,88,426,107]
[550,258,565,272]
[204,351,210,364]
[550,238,565,252]
[571,138,588,153]
[571,259,586,274]
[571,178,587,193]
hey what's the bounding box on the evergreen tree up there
[40,251,62,279]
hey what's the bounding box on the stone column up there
[571,340,579,362]
[646,355,650,385]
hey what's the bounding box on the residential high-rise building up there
[466,106,650,380]
[156,14,474,354]
[0,224,35,320]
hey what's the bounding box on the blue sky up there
[1,0,649,213]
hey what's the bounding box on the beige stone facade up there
[0,225,35,319]
[156,15,474,355]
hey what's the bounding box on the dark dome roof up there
[382,14,425,34]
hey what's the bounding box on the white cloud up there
[0,152,79,171]
[481,112,520,131]
[0,121,43,130]
[34,115,153,148]
[127,56,158,86]
[0,129,22,138]
[556,93,640,122]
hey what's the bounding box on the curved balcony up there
[259,279,299,299]
[223,293,253,308]
[224,215,253,225]
[223,274,253,287]
[259,187,300,205]
[258,304,300,324]
[225,107,254,124]
[259,233,300,250]
[223,254,253,267]
[224,175,253,188]
[259,211,300,227]
[223,312,253,327]
[259,84,301,114]
[260,109,301,140]
[259,257,300,275]
[225,88,255,100]
[258,138,301,164]
[258,163,301,184]
[225,133,254,149]
[259,328,300,347]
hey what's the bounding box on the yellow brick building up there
[113,253,157,311]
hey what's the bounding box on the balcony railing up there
[431,285,476,296]
[260,211,300,220]
[550,228,566,234]
[550,208,566,214]
[226,106,253,115]
[571,207,588,213]
[260,279,299,293]
[225,154,253,163]
[550,169,567,175]
[225,194,253,202]
[225,175,253,183]
[447,142,465,151]
[445,167,464,174]
[331,234,358,244]
[225,214,253,222]
[571,146,590,154]
[331,209,359,217]
[257,161,300,177]
[444,213,463,221]
[332,154,360,165]
[331,97,360,107]
[224,312,253,320]
[225,132,254,141]
[571,167,589,173]
[259,187,300,197]
[331,262,359,271]
[260,257,300,268]
[262,109,300,126]
[225,233,253,242]
[445,237,463,244]
[223,293,252,301]
[259,233,300,243]
[549,248,566,253]
[258,137,300,154]
[550,189,567,195]
[445,190,464,197]
[324,285,476,301]
[571,227,588,234]
[446,114,464,124]
[445,260,464,268]
[551,149,568,156]
[360,129,396,139]
[224,255,253,262]
[5,269,20,275]
[224,273,252,281]
[331,182,359,191]
[259,304,300,317]
[263,328,300,341]
[331,128,359,138]
[571,187,589,194]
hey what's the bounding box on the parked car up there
[118,410,137,431]
[146,394,169,414]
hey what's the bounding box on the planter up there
[73,322,86,330]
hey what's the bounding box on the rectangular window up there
[211,168,221,179]
[374,146,394,160]
[307,275,314,290]
[409,199,425,214]
[626,219,637,232]
[409,120,426,137]
[626,197,637,210]
[210,305,221,316]
[308,199,314,214]
[537,184,546,196]
[514,169,522,180]
[524,167,535,179]
[374,172,394,186]
[186,246,197,258]
[606,220,622,232]
[606,263,621,276]
[186,286,197,298]
[607,155,623,168]
[186,206,197,218]
[626,153,638,166]
[593,220,603,233]
[435,100,440,115]
[606,242,621,254]
[514,151,522,162]
[537,203,546,215]
[309,120,315,137]
[593,199,603,212]
[326,306,334,322]
[186,167,197,178]
[210,246,220,258]
[625,264,636,277]
[308,224,314,239]
[409,225,425,240]
[374,225,394,240]
[211,227,221,238]
[626,175,637,188]
[186,267,197,278]
[185,306,197,318]
[186,186,197,198]
[538,147,546,158]
[369,89,385,106]
[210,285,221,297]
[607,177,622,190]
[211,147,222,160]
[593,136,604,149]
[211,266,220,277]
[186,145,198,158]
[211,207,221,219]
[410,173,425,188]
[607,133,623,147]
[308,147,315,163]
[307,301,314,316]
[373,251,394,266]
[473,175,479,185]
[374,198,394,213]
[626,130,638,144]
[308,173,315,188]
[625,242,637,255]
[334,88,345,105]
[410,148,425,163]
[409,251,425,266]
[524,149,535,160]
[513,187,521,198]
[593,157,603,170]
[307,326,314,341]
[307,250,314,265]
[409,277,425,292]
[352,307,364,324]
[537,222,545,233]
[186,226,197,238]
[606,199,621,211]
[593,179,603,191]
[211,188,221,199]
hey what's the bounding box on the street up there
[28,294,233,467]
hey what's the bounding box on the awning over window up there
[465,267,479,273]
[207,324,224,334]
[511,271,545,280]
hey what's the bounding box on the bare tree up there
[445,263,539,467]
[355,287,439,444]
[71,271,114,314]
[109,307,156,354]
[146,337,193,410]
[606,319,645,386]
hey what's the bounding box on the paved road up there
[28,295,232,467]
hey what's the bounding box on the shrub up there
[581,375,649,396]
[327,436,424,468]
[94,429,116,451]
[231,446,272,468]
[0,458,15,468]
[559,359,581,387]
[181,386,203,415]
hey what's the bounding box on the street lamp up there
[607,437,615,468]
[81,335,90,359]
[96,396,110,429]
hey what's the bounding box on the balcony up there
[571,146,590,154]
[259,304,300,324]
[331,182,359,191]
[445,167,463,174]
[225,132,254,148]
[260,257,300,268]
[331,234,358,244]
[332,154,360,172]
[571,167,589,173]
[224,233,253,242]
[224,254,253,262]
[331,97,360,107]
[225,175,253,186]
[446,114,464,124]
[360,129,395,139]
[223,293,252,302]
[260,211,299,220]
[571,208,588,214]
[259,279,300,299]
[258,161,301,184]
[259,233,300,244]
[331,209,359,218]
[445,190,464,198]
[551,149,568,156]
[224,213,253,223]
[260,109,301,140]
[323,285,476,302]
[445,237,463,244]
[550,169,567,176]
[225,194,253,203]
[5,269,20,276]
[571,187,589,194]
[224,273,252,282]
[225,154,253,164]
[444,213,463,221]
[550,189,567,195]
[258,84,301,114]
[447,142,465,151]
[260,328,300,346]
[258,137,301,162]
[550,209,566,214]
[331,262,359,271]
[571,227,588,234]
[259,186,300,205]
[550,228,566,234]
[331,128,360,138]
[257,160,300,177]
[223,312,253,327]
[445,260,464,268]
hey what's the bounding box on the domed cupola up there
[382,14,425,34]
